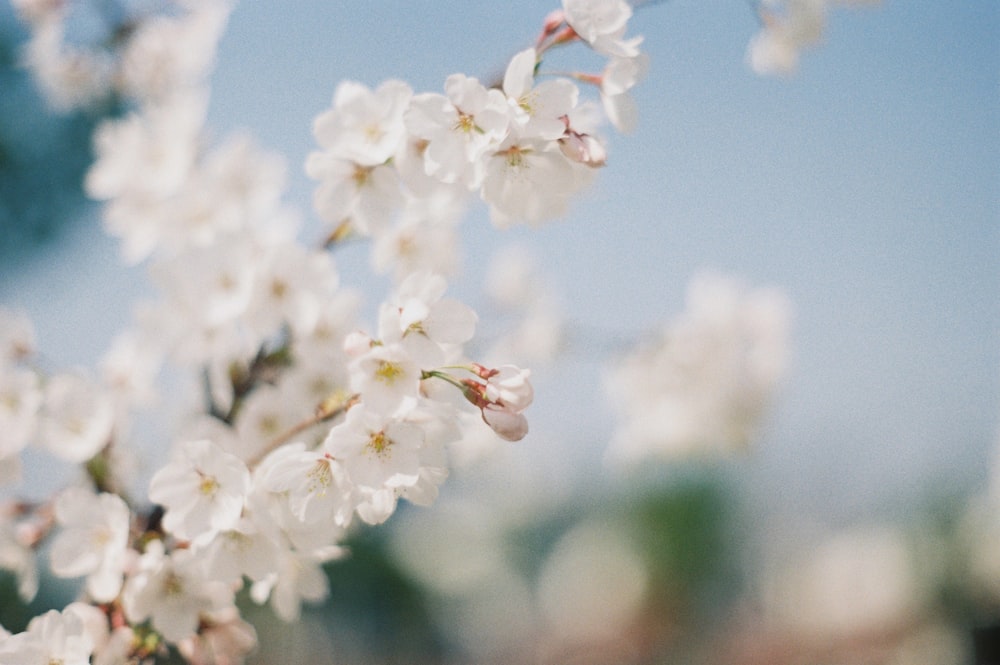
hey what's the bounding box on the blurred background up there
[0,0,997,663]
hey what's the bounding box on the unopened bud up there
[559,132,607,168]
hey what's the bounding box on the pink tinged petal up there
[482,405,529,441]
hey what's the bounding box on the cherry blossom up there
[49,487,130,602]
[312,79,413,166]
[349,342,422,415]
[481,129,581,227]
[148,439,251,542]
[0,607,93,665]
[503,48,580,141]
[122,540,235,644]
[405,74,510,188]
[323,404,426,524]
[36,373,115,463]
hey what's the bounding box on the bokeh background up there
[0,1,997,663]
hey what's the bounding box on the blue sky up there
[3,0,998,525]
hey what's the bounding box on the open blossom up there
[349,342,421,415]
[37,373,115,463]
[312,79,413,166]
[306,152,403,236]
[503,48,579,141]
[323,404,426,524]
[562,0,642,57]
[176,607,258,665]
[50,487,130,602]
[250,549,332,622]
[117,2,231,103]
[378,271,477,367]
[481,128,581,227]
[85,94,204,204]
[148,439,251,542]
[254,442,354,529]
[405,74,510,188]
[122,540,234,644]
[0,607,93,665]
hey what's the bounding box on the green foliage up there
[319,527,446,664]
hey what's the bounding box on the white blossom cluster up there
[746,0,879,75]
[605,272,792,463]
[305,0,648,238]
[12,0,231,111]
[0,1,652,662]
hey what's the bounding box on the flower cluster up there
[12,0,231,111]
[746,0,879,75]
[604,272,792,463]
[306,2,648,241]
[0,1,649,662]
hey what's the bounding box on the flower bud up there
[482,404,529,441]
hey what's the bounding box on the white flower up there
[254,442,354,530]
[50,487,130,602]
[37,373,114,463]
[312,79,413,166]
[100,331,161,408]
[503,48,579,141]
[480,131,580,227]
[150,239,256,330]
[405,74,510,188]
[0,607,93,665]
[323,404,425,523]
[562,0,642,57]
[118,3,230,102]
[249,550,331,622]
[349,343,421,415]
[378,271,477,367]
[244,241,338,338]
[232,384,311,462]
[85,95,204,203]
[176,607,258,665]
[201,516,283,585]
[122,540,234,644]
[305,154,403,236]
[148,439,251,542]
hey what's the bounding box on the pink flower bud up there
[559,131,607,168]
[484,365,533,412]
[482,404,529,441]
